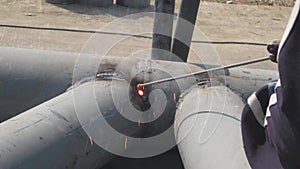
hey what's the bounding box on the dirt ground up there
[0,0,294,70]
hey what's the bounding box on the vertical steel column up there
[152,0,175,61]
[171,0,200,62]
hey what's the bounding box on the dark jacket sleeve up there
[277,0,300,130]
[265,1,300,168]
[242,2,300,169]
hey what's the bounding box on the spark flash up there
[136,84,145,96]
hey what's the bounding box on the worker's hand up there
[267,39,280,63]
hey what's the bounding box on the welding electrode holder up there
[267,40,280,63]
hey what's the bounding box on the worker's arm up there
[265,1,300,168]
[277,0,300,130]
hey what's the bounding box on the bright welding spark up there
[125,137,128,150]
[136,84,145,96]
[173,93,177,103]
[138,119,141,128]
[138,90,144,96]
[174,120,179,128]
[89,136,93,145]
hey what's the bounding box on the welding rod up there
[139,56,271,87]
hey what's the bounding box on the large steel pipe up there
[0,47,77,122]
[0,47,204,122]
[171,0,200,62]
[0,79,140,169]
[151,0,175,61]
[174,85,250,169]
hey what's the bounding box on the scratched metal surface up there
[0,80,136,169]
[0,47,77,122]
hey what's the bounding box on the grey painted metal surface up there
[225,68,279,100]
[116,0,150,8]
[0,46,279,169]
[174,85,251,169]
[0,79,140,169]
[0,47,278,123]
[0,48,205,169]
[0,47,204,122]
[0,47,77,122]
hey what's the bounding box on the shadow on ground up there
[101,147,184,169]
[46,0,155,17]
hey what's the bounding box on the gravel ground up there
[0,0,293,70]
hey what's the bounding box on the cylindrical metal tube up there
[0,80,139,169]
[174,85,250,169]
[0,47,77,122]
[151,0,175,61]
[0,47,205,122]
[0,47,141,122]
[172,0,200,62]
